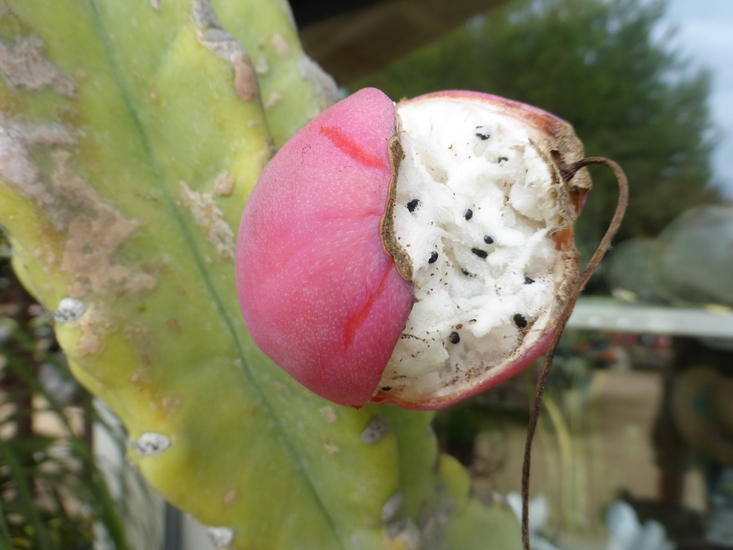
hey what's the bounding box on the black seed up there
[428,252,439,264]
[464,209,473,220]
[381,386,392,391]
[448,332,460,344]
[483,235,494,245]
[524,276,535,284]
[471,248,488,259]
[475,126,490,140]
[513,314,528,328]
[498,156,509,163]
[406,199,420,212]
[461,268,475,277]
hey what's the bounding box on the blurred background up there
[2,0,732,549]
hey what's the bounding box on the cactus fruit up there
[237,87,590,409]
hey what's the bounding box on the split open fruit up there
[236,88,590,409]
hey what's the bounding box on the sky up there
[664,0,733,198]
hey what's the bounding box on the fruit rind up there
[236,88,414,408]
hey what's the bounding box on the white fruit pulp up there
[380,96,565,399]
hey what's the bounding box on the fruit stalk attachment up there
[520,157,629,550]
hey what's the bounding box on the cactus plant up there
[0,1,524,548]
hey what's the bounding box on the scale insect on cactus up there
[236,87,597,409]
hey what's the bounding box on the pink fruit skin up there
[236,88,414,407]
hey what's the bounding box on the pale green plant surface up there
[0,1,521,548]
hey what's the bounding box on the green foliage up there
[359,0,720,258]
[0,247,130,550]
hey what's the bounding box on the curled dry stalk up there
[521,157,629,550]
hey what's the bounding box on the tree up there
[359,0,720,258]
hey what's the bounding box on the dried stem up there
[521,157,629,550]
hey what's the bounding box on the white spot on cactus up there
[0,34,76,97]
[54,297,86,323]
[134,433,171,456]
[318,406,338,423]
[270,33,290,56]
[381,492,403,523]
[360,416,390,444]
[214,171,234,196]
[264,92,281,109]
[323,443,340,455]
[254,56,269,75]
[150,0,161,11]
[207,527,234,548]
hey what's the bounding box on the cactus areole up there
[236,88,591,409]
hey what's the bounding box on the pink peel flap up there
[236,88,414,407]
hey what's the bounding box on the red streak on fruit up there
[344,263,392,350]
[320,126,388,170]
